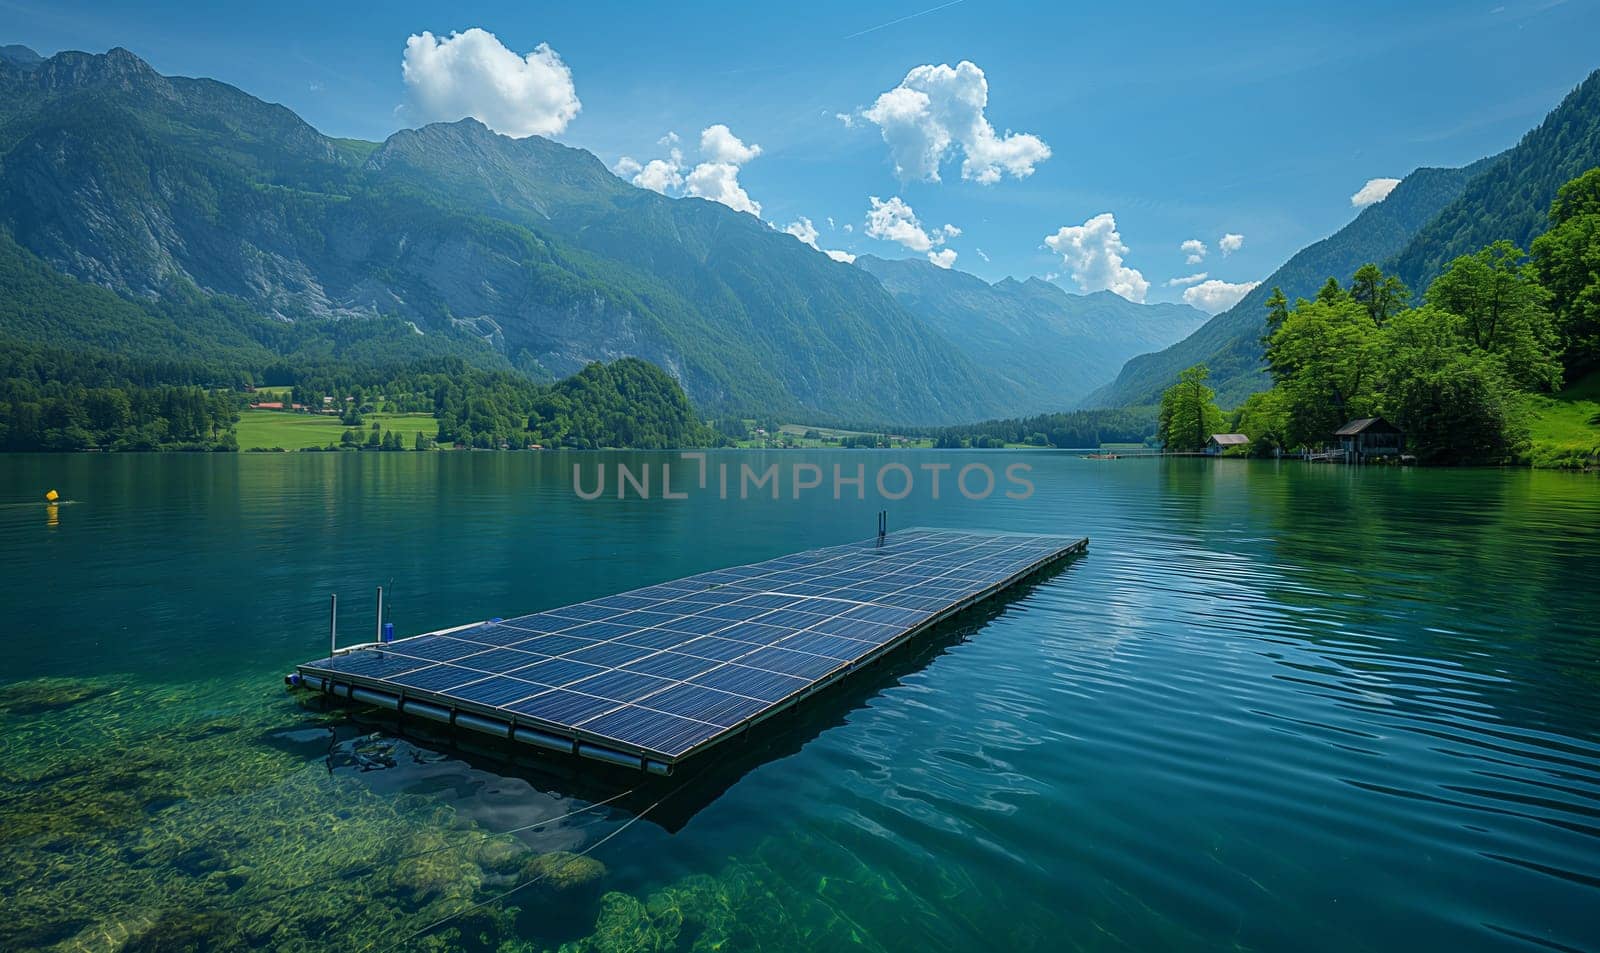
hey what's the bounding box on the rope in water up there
[221,784,640,916]
[373,777,688,953]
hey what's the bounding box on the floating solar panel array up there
[291,528,1086,773]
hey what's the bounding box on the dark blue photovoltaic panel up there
[458,675,547,707]
[569,668,676,702]
[510,634,600,657]
[618,627,701,650]
[718,622,796,646]
[511,657,609,688]
[496,613,577,634]
[644,683,768,726]
[566,641,657,668]
[389,663,482,692]
[508,690,619,725]
[545,603,622,622]
[457,647,548,674]
[692,664,809,702]
[739,646,843,680]
[320,651,429,679]
[673,636,756,662]
[578,707,720,756]
[778,631,874,660]
[300,528,1085,763]
[623,651,722,682]
[393,636,486,662]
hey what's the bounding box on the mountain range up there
[1092,67,1600,409]
[854,254,1207,412]
[0,45,1205,425]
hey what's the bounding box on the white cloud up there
[1043,213,1149,303]
[975,248,990,262]
[402,28,580,138]
[843,223,853,233]
[860,60,1050,184]
[941,223,962,239]
[785,217,820,247]
[633,158,685,194]
[927,248,958,269]
[865,195,946,252]
[700,124,762,164]
[1180,238,1207,265]
[835,112,857,128]
[787,216,855,262]
[1166,272,1209,287]
[1219,233,1244,256]
[684,161,760,216]
[826,216,835,229]
[1182,279,1260,313]
[617,125,763,215]
[1351,177,1401,208]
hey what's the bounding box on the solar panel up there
[296,528,1086,767]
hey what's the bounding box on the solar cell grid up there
[298,529,1083,763]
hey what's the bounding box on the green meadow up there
[235,410,438,451]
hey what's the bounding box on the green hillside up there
[0,46,1014,425]
[1087,162,1489,409]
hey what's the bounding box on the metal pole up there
[375,587,384,645]
[329,593,338,659]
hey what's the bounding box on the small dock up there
[288,528,1087,774]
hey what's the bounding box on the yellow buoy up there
[45,489,59,502]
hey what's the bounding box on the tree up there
[1532,167,1600,376]
[1235,389,1289,454]
[1425,241,1561,391]
[1157,364,1225,452]
[1265,295,1384,447]
[1380,306,1528,464]
[1261,287,1290,346]
[1348,263,1410,325]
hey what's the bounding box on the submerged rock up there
[522,851,608,890]
[0,676,109,715]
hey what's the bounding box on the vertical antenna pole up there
[329,593,338,659]
[375,586,384,645]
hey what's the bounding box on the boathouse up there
[1334,417,1404,462]
[1206,434,1250,455]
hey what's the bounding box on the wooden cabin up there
[1334,417,1404,462]
[1206,433,1250,455]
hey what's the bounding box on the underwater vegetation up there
[0,674,893,953]
[0,674,619,952]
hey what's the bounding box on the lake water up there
[1,451,1597,952]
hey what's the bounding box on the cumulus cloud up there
[614,125,764,215]
[786,216,855,262]
[700,124,762,164]
[927,248,958,269]
[1219,233,1244,256]
[1043,213,1149,303]
[1166,272,1209,287]
[684,161,760,216]
[865,196,943,252]
[402,28,580,138]
[785,217,820,247]
[859,60,1050,184]
[1351,177,1401,208]
[1180,238,1207,265]
[1182,279,1260,313]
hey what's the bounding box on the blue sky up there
[5,0,1599,311]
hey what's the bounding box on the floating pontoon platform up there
[287,528,1086,774]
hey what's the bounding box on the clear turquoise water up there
[1,451,1597,952]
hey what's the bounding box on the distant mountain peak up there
[0,44,43,69]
